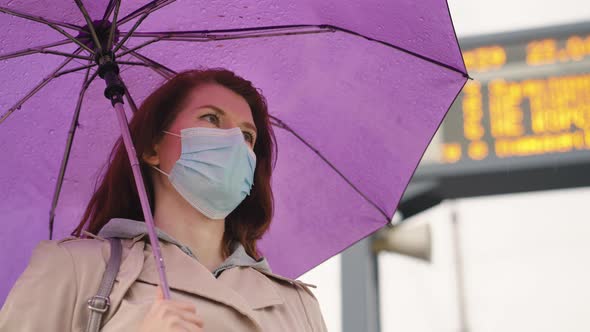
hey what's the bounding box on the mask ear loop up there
[151,165,170,177]
[163,130,181,138]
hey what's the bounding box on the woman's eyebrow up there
[197,104,257,132]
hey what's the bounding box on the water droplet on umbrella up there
[49,129,55,135]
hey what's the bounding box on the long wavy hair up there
[71,68,277,260]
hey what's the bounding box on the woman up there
[0,69,327,331]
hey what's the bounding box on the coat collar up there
[98,217,272,276]
[101,218,315,327]
[123,239,283,330]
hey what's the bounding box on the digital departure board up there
[440,23,590,164]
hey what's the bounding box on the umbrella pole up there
[112,101,171,299]
[98,52,172,299]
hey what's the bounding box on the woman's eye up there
[202,113,219,124]
[243,132,254,144]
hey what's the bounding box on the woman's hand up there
[138,285,204,332]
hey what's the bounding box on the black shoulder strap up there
[85,237,122,332]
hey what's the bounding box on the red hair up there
[72,68,277,259]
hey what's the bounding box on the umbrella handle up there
[113,101,172,299]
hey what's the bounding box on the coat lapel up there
[122,238,285,330]
[217,266,284,310]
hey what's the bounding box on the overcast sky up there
[449,0,590,37]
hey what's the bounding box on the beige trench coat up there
[0,236,328,331]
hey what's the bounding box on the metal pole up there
[450,203,469,332]
[341,235,381,332]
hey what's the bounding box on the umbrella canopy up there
[0,0,467,304]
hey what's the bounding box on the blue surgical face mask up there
[151,126,256,220]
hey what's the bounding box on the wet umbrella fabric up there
[0,0,468,303]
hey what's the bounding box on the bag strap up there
[85,237,122,332]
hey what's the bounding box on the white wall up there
[456,188,590,332]
[448,0,590,37]
[379,187,590,332]
[299,255,342,332]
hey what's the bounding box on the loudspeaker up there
[371,218,432,261]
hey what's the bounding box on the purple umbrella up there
[0,0,468,302]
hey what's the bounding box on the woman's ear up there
[142,144,160,166]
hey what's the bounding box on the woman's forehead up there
[184,83,253,120]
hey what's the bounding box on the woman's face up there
[145,83,257,174]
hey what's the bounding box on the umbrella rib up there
[114,27,334,59]
[127,28,333,43]
[129,24,331,36]
[112,0,176,54]
[128,24,468,77]
[269,115,391,222]
[102,0,117,21]
[326,24,468,78]
[49,65,98,239]
[112,10,151,53]
[73,0,104,54]
[117,60,151,66]
[116,38,162,58]
[0,7,94,55]
[120,46,176,79]
[127,25,334,40]
[0,48,84,125]
[2,49,91,61]
[106,0,121,51]
[54,64,98,79]
[117,0,176,26]
[50,29,94,55]
[115,28,331,60]
[118,76,140,114]
[0,6,85,33]
[0,39,75,61]
[116,60,171,71]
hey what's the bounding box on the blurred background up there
[298,0,590,331]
